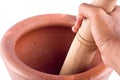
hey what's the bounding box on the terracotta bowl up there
[1,14,112,80]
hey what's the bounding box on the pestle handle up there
[60,0,117,75]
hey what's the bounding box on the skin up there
[72,3,120,75]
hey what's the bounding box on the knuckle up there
[90,8,105,19]
[92,8,104,16]
[80,3,87,7]
[79,3,88,10]
[96,8,104,14]
[78,3,105,19]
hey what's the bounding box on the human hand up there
[72,3,120,74]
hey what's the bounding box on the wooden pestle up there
[60,0,117,75]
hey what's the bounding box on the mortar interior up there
[15,25,102,75]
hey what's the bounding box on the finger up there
[110,5,120,15]
[72,3,97,33]
[78,3,105,20]
[72,17,83,33]
[72,26,79,33]
[110,5,120,19]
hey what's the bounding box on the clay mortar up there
[0,14,112,80]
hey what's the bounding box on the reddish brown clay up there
[1,14,112,80]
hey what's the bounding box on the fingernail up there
[72,27,77,33]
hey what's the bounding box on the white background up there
[0,0,120,80]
